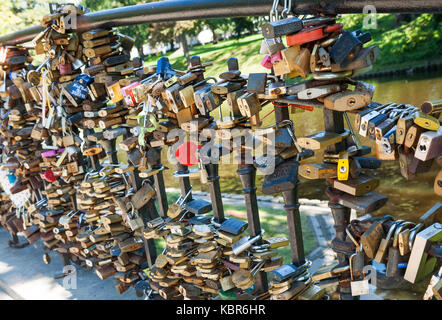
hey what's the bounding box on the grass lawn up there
[153,192,318,264]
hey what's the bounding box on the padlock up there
[420,99,442,115]
[337,152,349,181]
[121,81,142,106]
[260,55,273,69]
[332,174,379,196]
[184,198,212,215]
[272,45,301,76]
[106,81,124,103]
[331,46,379,72]
[396,114,415,145]
[238,92,261,118]
[374,220,402,264]
[329,29,371,66]
[324,90,371,112]
[179,85,195,109]
[165,83,185,113]
[65,74,93,101]
[286,25,328,46]
[59,62,73,75]
[404,223,442,283]
[327,188,388,215]
[299,163,337,180]
[404,124,423,149]
[259,38,285,55]
[247,73,267,93]
[262,160,299,194]
[350,245,369,296]
[414,129,442,161]
[360,215,393,259]
[219,218,248,236]
[386,222,415,277]
[131,181,156,210]
[413,111,440,131]
[297,84,342,100]
[261,17,303,38]
[298,129,349,150]
[168,187,193,219]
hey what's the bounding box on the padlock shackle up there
[408,223,423,250]
[385,219,404,240]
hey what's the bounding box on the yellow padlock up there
[106,81,124,103]
[165,76,178,88]
[337,151,349,181]
[413,111,440,131]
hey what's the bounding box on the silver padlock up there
[127,202,144,231]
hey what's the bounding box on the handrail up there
[0,0,441,45]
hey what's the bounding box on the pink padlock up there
[42,150,57,158]
[270,52,283,64]
[59,63,73,75]
[261,55,272,69]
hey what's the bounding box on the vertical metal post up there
[274,105,305,266]
[175,162,193,202]
[150,147,169,218]
[237,158,268,293]
[323,108,355,300]
[128,169,158,268]
[204,162,225,223]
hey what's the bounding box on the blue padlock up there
[67,74,94,100]
[156,57,174,78]
[8,173,16,184]
[110,245,122,256]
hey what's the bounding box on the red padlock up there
[175,141,200,166]
[286,25,327,46]
[270,52,283,64]
[325,23,343,34]
[43,168,58,182]
[121,82,141,106]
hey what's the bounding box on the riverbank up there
[355,59,442,80]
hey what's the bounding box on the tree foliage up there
[0,0,58,35]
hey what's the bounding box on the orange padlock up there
[286,25,327,46]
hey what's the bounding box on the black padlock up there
[261,17,303,38]
[247,73,267,93]
[262,160,299,194]
[329,30,371,66]
[188,215,212,225]
[269,263,309,283]
[134,280,151,298]
[367,113,388,140]
[184,198,212,214]
[219,218,248,235]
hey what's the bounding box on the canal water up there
[161,72,442,223]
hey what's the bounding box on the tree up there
[231,17,254,39]
[0,0,54,35]
[200,18,230,43]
